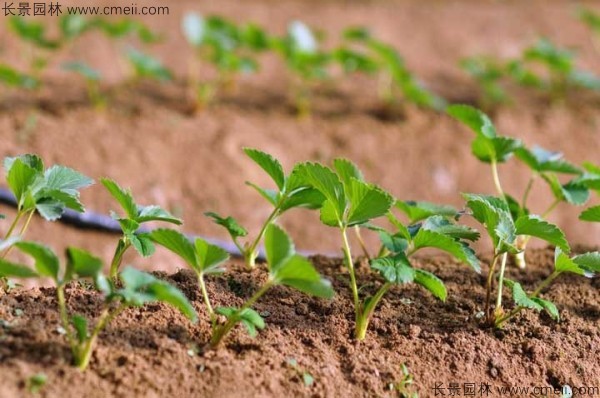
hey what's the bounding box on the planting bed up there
[1,0,600,396]
[1,248,599,397]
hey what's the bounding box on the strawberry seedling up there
[0,242,197,370]
[150,224,333,347]
[206,148,324,269]
[271,21,331,116]
[125,48,173,83]
[495,248,600,327]
[62,62,104,108]
[181,13,269,110]
[341,27,446,111]
[460,56,508,111]
[2,154,93,254]
[0,64,38,91]
[447,104,588,268]
[100,178,182,279]
[295,159,478,339]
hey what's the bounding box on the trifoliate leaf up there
[370,253,415,284]
[295,162,346,225]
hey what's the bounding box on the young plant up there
[460,56,508,111]
[447,104,588,268]
[2,154,93,257]
[100,178,182,279]
[506,38,600,100]
[294,160,478,339]
[125,48,173,83]
[495,248,600,328]
[0,64,38,92]
[206,148,324,269]
[271,21,331,116]
[8,16,61,80]
[0,242,197,370]
[341,27,446,111]
[463,193,570,326]
[181,13,269,110]
[150,224,334,347]
[62,62,104,108]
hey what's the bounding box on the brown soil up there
[1,248,599,397]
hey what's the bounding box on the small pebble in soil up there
[295,304,309,315]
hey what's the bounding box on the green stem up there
[75,304,126,371]
[521,175,535,210]
[341,226,360,316]
[57,285,76,349]
[494,271,560,328]
[3,211,23,241]
[494,252,509,313]
[542,198,560,218]
[210,281,274,348]
[109,238,130,279]
[355,283,391,340]
[245,207,280,269]
[485,253,500,323]
[198,273,215,326]
[491,160,505,198]
[2,210,35,260]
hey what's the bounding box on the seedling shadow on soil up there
[1,248,598,397]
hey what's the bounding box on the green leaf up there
[101,178,138,220]
[515,147,581,175]
[264,224,294,272]
[271,254,334,298]
[44,165,93,194]
[14,241,59,281]
[377,230,408,253]
[194,238,229,274]
[205,212,248,238]
[71,315,89,343]
[580,206,600,222]
[295,162,346,225]
[395,201,458,224]
[370,253,415,284]
[6,158,41,209]
[136,206,182,225]
[149,229,198,270]
[246,182,278,206]
[414,269,447,301]
[119,267,197,322]
[126,48,172,81]
[0,236,20,252]
[66,247,103,279]
[421,215,480,241]
[471,135,522,163]
[412,229,481,272]
[128,233,156,258]
[35,199,65,221]
[0,259,38,278]
[280,187,325,211]
[333,158,364,189]
[243,148,285,191]
[447,104,497,139]
[542,174,590,205]
[531,297,559,321]
[347,178,394,226]
[463,193,516,252]
[514,215,569,253]
[572,252,600,274]
[216,307,265,338]
[504,279,543,310]
[554,249,585,276]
